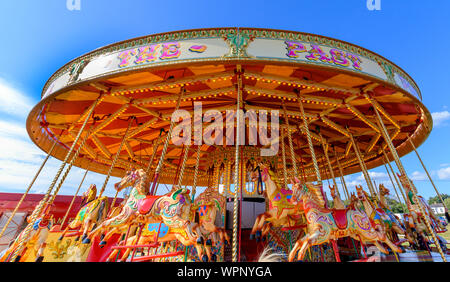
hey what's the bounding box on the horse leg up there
[288,237,305,262]
[297,229,321,261]
[59,221,78,241]
[382,236,404,253]
[372,240,389,254]
[250,214,264,239]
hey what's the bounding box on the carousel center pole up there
[8,96,101,262]
[408,135,449,219]
[368,96,447,261]
[0,140,57,239]
[232,66,243,262]
[150,87,185,195]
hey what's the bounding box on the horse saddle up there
[138,195,161,215]
[331,209,348,230]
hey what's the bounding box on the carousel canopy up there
[26,28,431,186]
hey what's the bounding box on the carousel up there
[1,27,448,262]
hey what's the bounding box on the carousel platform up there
[352,250,450,262]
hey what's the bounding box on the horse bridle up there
[253,166,264,195]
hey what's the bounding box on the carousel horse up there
[1,201,53,262]
[329,185,345,209]
[249,163,302,241]
[396,173,447,250]
[59,184,109,244]
[88,168,150,245]
[356,185,412,245]
[192,186,230,261]
[288,178,403,262]
[106,186,206,261]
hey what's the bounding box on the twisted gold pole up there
[232,69,242,262]
[190,145,202,201]
[282,101,298,177]
[177,145,191,187]
[297,97,321,184]
[0,140,57,239]
[320,133,339,197]
[382,154,404,204]
[60,161,92,229]
[333,146,350,201]
[349,132,376,198]
[99,117,134,198]
[8,97,100,262]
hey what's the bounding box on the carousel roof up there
[26,27,432,186]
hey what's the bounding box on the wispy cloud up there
[431,110,450,127]
[0,78,34,118]
[437,166,450,180]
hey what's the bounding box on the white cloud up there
[431,111,450,127]
[437,166,450,180]
[410,171,427,181]
[0,78,35,118]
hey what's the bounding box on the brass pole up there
[297,95,321,184]
[99,117,134,198]
[333,146,350,201]
[382,153,404,204]
[320,133,340,197]
[232,68,242,262]
[349,132,376,198]
[60,162,92,229]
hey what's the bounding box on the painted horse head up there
[329,185,338,199]
[81,184,97,207]
[115,168,149,195]
[356,185,366,200]
[379,184,390,197]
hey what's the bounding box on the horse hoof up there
[206,239,212,246]
[82,238,91,244]
[202,255,209,262]
[100,234,105,241]
[261,236,266,242]
[74,236,80,242]
[58,235,64,241]
[256,237,260,243]
[224,240,229,246]
[99,241,107,248]
[81,234,87,241]
[14,256,21,262]
[255,230,262,238]
[197,237,204,244]
[211,254,217,262]
[35,256,44,263]
[249,234,255,240]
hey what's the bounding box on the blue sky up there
[0,0,449,200]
